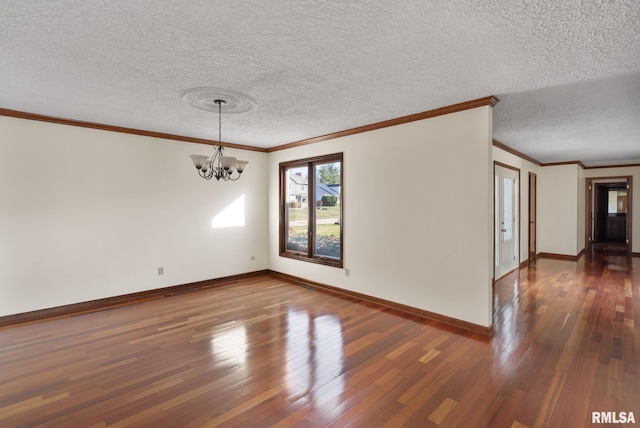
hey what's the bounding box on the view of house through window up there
[285,166,310,254]
[280,153,343,267]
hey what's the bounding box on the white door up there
[495,165,519,278]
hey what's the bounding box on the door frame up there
[585,176,633,254]
[528,172,537,265]
[494,161,521,279]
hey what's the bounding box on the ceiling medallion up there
[180,87,256,114]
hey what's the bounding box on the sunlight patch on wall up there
[212,194,245,228]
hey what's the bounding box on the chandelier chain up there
[218,99,222,144]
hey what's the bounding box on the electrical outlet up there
[158,267,164,275]
[345,268,350,277]
[251,255,255,260]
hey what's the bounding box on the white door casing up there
[495,165,519,278]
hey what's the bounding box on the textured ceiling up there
[1,0,639,164]
[494,70,640,166]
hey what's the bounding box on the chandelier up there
[189,99,248,181]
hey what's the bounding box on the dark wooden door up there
[528,172,537,264]
[594,184,609,242]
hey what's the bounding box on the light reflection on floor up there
[210,325,248,365]
[205,307,345,407]
[285,309,345,403]
[492,270,524,376]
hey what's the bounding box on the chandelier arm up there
[199,168,211,180]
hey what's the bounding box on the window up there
[279,153,343,267]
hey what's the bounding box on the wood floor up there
[1,252,638,427]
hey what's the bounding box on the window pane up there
[313,162,341,258]
[286,166,308,253]
[503,177,512,240]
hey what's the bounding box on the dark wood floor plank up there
[1,252,639,426]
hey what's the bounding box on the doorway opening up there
[586,177,632,254]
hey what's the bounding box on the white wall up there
[0,116,268,317]
[585,166,640,253]
[268,107,494,327]
[537,164,581,256]
[4,109,635,326]
[492,146,541,263]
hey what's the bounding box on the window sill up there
[279,251,343,268]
